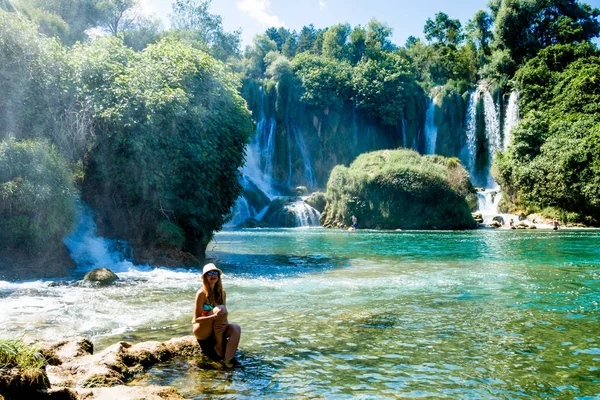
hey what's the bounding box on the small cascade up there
[63,202,137,272]
[477,189,501,218]
[424,97,438,155]
[290,200,321,227]
[503,91,519,151]
[265,198,321,227]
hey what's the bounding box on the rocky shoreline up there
[0,336,203,400]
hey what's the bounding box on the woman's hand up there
[214,320,227,334]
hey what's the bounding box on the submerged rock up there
[83,268,118,286]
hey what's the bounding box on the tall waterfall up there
[424,97,438,155]
[230,87,320,227]
[482,90,501,188]
[461,89,480,182]
[460,84,503,189]
[243,88,277,199]
[503,91,519,151]
[288,121,317,190]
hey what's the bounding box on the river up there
[1,228,599,398]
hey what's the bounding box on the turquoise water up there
[1,227,599,398]
[139,228,600,399]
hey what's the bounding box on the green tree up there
[243,33,277,77]
[322,23,350,61]
[424,12,464,47]
[296,24,316,53]
[352,53,415,125]
[11,0,105,44]
[291,52,352,110]
[0,138,75,253]
[170,0,241,61]
[348,25,367,63]
[495,43,600,224]
[493,0,600,73]
[76,37,254,258]
[365,18,395,57]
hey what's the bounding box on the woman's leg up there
[223,323,241,364]
[212,305,229,357]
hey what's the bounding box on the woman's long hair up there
[202,274,225,306]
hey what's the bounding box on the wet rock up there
[39,336,199,399]
[492,216,505,225]
[305,192,326,213]
[488,221,502,228]
[295,186,308,196]
[83,268,118,286]
[472,212,483,224]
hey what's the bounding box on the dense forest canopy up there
[1,0,600,271]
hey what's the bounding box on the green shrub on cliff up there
[0,138,75,252]
[321,149,477,230]
[77,37,253,259]
[495,43,600,225]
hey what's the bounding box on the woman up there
[192,263,241,367]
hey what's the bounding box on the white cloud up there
[318,0,326,10]
[236,0,285,27]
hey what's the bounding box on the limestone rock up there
[488,221,502,228]
[83,268,118,286]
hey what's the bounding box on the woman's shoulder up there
[195,288,207,298]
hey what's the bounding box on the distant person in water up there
[509,219,515,229]
[552,218,560,230]
[192,263,241,368]
[351,215,358,229]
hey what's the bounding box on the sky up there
[140,0,600,48]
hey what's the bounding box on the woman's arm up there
[192,290,217,324]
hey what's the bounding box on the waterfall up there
[288,122,317,190]
[461,89,480,180]
[482,90,501,188]
[503,91,519,151]
[460,84,502,189]
[477,190,501,216]
[424,97,438,155]
[63,202,137,272]
[291,201,321,227]
[242,88,277,199]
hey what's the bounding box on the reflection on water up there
[1,229,600,398]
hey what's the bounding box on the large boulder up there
[321,149,477,230]
[304,192,326,213]
[83,268,118,286]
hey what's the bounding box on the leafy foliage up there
[321,149,476,229]
[0,138,75,252]
[495,43,600,224]
[77,37,253,255]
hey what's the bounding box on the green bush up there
[321,149,476,229]
[0,138,75,252]
[78,37,253,257]
[495,43,600,225]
